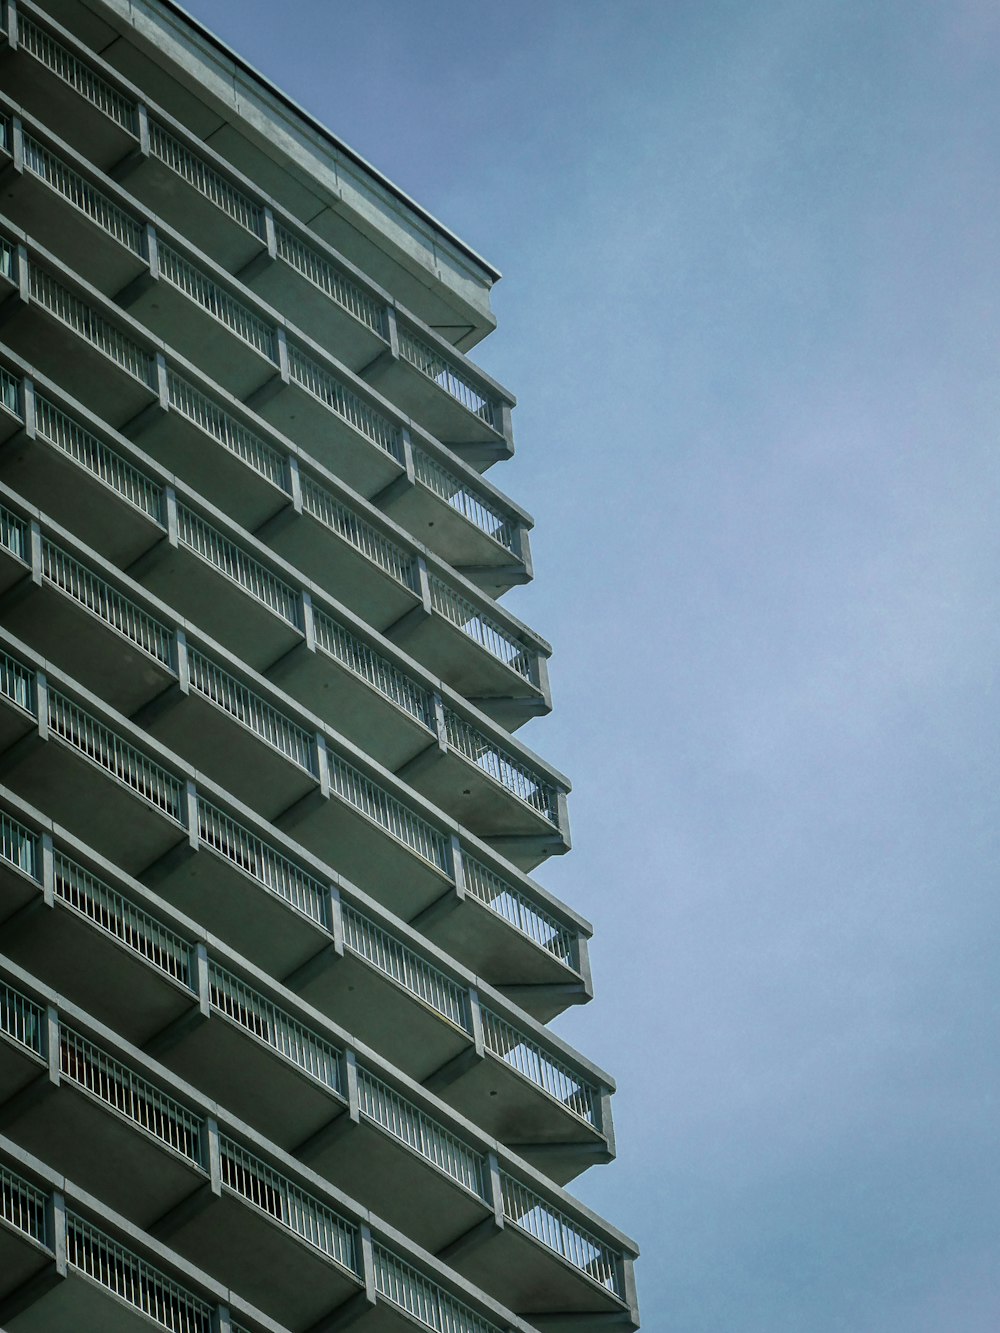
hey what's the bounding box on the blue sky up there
[180,3,1000,1327]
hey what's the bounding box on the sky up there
[175,3,1000,1328]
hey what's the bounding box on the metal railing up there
[66,1213,214,1333]
[53,851,193,988]
[0,809,38,879]
[176,504,302,628]
[219,1135,358,1274]
[429,576,534,680]
[41,539,175,668]
[312,608,435,729]
[0,364,19,416]
[148,118,265,240]
[274,223,386,335]
[300,473,418,591]
[480,1008,598,1127]
[187,648,316,774]
[207,962,342,1094]
[47,688,185,824]
[22,132,143,254]
[166,370,287,489]
[34,392,163,519]
[444,709,558,822]
[0,979,44,1056]
[60,1026,202,1162]
[0,1162,47,1246]
[327,752,449,872]
[342,905,468,1031]
[372,1244,500,1333]
[0,644,34,713]
[397,325,499,430]
[462,855,575,967]
[27,264,155,387]
[499,1172,622,1297]
[287,343,404,463]
[0,236,12,281]
[18,13,138,134]
[196,797,328,926]
[356,1067,485,1199]
[0,500,27,563]
[157,243,277,361]
[412,449,514,552]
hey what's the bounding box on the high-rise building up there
[0,3,640,1330]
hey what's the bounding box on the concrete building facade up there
[0,3,640,1330]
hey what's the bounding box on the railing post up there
[173,627,190,695]
[203,1115,223,1196]
[34,669,48,742]
[212,1307,233,1333]
[19,374,35,440]
[46,1189,68,1276]
[39,831,54,907]
[484,1151,505,1227]
[467,986,485,1058]
[44,1004,60,1088]
[8,113,23,176]
[314,730,330,794]
[3,0,18,51]
[184,779,200,853]
[342,1047,360,1124]
[328,882,345,956]
[301,588,316,650]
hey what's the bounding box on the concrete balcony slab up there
[1,300,156,432]
[0,580,175,717]
[1,165,146,298]
[158,1016,344,1153]
[409,751,558,851]
[381,486,519,591]
[145,690,317,823]
[439,1057,606,1154]
[422,896,578,991]
[393,613,541,707]
[256,381,402,503]
[0,727,184,876]
[314,1116,488,1255]
[288,799,450,921]
[169,1190,361,1329]
[0,434,163,568]
[297,956,471,1087]
[455,1226,627,1320]
[0,537,29,597]
[246,262,386,374]
[134,543,301,675]
[2,904,195,1048]
[0,1227,51,1318]
[366,357,503,450]
[9,1083,204,1229]
[0,855,40,924]
[0,695,35,757]
[271,643,434,775]
[129,405,289,534]
[125,155,267,273]
[124,279,277,401]
[265,515,419,634]
[0,49,137,174]
[147,846,326,981]
[10,1268,195,1333]
[0,1028,45,1106]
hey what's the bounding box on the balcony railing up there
[41,538,175,668]
[341,905,468,1031]
[166,369,287,489]
[0,978,44,1056]
[327,751,449,873]
[47,687,186,824]
[0,644,34,713]
[397,325,498,430]
[274,222,385,335]
[462,855,575,968]
[356,1066,485,1199]
[0,1161,47,1246]
[196,797,328,927]
[34,391,163,519]
[0,809,38,878]
[0,364,19,416]
[499,1172,622,1296]
[299,473,418,592]
[18,11,138,134]
[373,1243,499,1333]
[286,343,405,464]
[27,263,156,387]
[187,648,316,775]
[176,503,302,629]
[428,576,533,680]
[22,130,144,254]
[411,449,512,551]
[53,849,194,988]
[66,1213,215,1333]
[60,1024,202,1162]
[219,1134,358,1275]
[444,709,558,824]
[313,607,435,729]
[147,119,265,241]
[481,1008,597,1127]
[207,961,343,1095]
[157,242,277,361]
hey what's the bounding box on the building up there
[0,2,640,1330]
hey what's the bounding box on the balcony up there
[0,943,635,1323]
[0,7,515,458]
